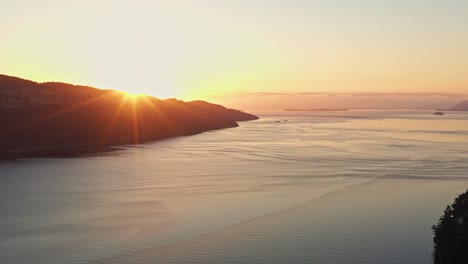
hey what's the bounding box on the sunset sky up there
[2,0,468,100]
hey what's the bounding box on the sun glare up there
[120,91,143,99]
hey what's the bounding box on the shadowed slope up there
[0,74,258,158]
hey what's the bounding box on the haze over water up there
[1,110,468,264]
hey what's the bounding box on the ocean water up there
[1,110,468,264]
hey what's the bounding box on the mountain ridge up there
[0,74,259,159]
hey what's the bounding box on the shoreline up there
[0,120,256,160]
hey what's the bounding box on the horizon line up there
[236,92,468,97]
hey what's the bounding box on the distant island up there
[284,108,349,112]
[0,74,258,159]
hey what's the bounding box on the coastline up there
[0,120,257,160]
[0,75,259,160]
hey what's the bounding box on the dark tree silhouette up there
[432,190,468,264]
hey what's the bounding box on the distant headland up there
[0,74,258,159]
[447,100,468,111]
[437,100,468,111]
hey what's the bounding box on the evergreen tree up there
[432,190,468,264]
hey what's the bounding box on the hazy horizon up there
[215,91,468,110]
[2,0,468,101]
[2,73,468,111]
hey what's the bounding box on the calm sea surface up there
[1,110,468,264]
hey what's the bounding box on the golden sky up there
[2,0,468,100]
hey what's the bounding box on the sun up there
[116,87,176,100]
[119,91,144,99]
